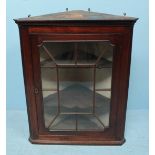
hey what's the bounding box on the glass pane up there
[77,114,104,130]
[95,42,113,68]
[43,91,58,128]
[39,41,113,131]
[40,42,75,65]
[95,91,111,127]
[96,68,112,89]
[49,114,76,131]
[59,68,93,113]
[77,41,113,66]
[76,42,97,64]
[41,68,57,90]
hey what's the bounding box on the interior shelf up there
[43,84,110,131]
[40,58,112,68]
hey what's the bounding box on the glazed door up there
[30,34,122,138]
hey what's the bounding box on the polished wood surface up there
[15,10,137,145]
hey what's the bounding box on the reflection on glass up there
[39,41,113,131]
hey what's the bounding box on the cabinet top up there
[14,10,138,25]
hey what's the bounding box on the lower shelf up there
[48,113,107,131]
[43,84,110,131]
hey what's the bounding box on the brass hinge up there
[34,88,39,94]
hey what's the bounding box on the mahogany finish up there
[15,10,138,145]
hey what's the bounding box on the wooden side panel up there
[19,26,39,139]
[115,27,134,140]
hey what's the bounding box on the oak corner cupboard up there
[14,10,138,145]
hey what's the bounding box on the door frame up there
[29,33,125,141]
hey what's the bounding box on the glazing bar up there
[95,88,111,91]
[74,43,78,64]
[47,113,59,129]
[42,45,57,65]
[60,112,92,115]
[42,89,57,91]
[56,67,60,113]
[93,66,96,114]
[94,114,105,128]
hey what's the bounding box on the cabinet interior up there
[39,41,114,131]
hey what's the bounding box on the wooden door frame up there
[19,25,133,145]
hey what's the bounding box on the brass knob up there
[34,88,39,94]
